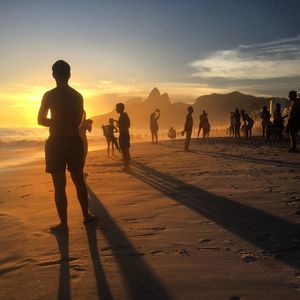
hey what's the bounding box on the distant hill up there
[92,87,188,130]
[91,88,288,130]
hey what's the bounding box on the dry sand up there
[1,137,300,299]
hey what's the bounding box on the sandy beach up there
[1,137,300,299]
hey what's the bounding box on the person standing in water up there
[38,60,95,231]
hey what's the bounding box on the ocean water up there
[0,127,106,171]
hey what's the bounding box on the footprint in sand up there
[151,250,168,255]
[198,239,212,243]
[177,248,189,256]
[122,218,139,223]
[20,194,32,198]
[242,255,257,263]
[36,257,79,267]
[70,265,86,272]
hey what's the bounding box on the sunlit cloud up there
[190,35,300,80]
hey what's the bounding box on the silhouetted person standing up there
[241,109,254,138]
[260,106,271,137]
[38,60,95,231]
[102,118,119,157]
[183,106,193,152]
[150,109,160,143]
[234,108,241,139]
[116,103,131,171]
[229,112,235,137]
[79,110,93,167]
[273,103,286,139]
[197,110,210,138]
[287,91,300,152]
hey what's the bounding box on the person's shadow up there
[128,160,300,270]
[53,230,71,300]
[85,222,113,300]
[86,187,171,300]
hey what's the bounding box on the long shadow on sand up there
[129,160,300,270]
[162,141,300,170]
[53,231,71,300]
[86,188,171,300]
[85,223,113,300]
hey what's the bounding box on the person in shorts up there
[115,102,131,171]
[38,60,95,231]
[183,106,194,152]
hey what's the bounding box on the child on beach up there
[115,103,131,171]
[102,118,120,157]
[168,126,176,141]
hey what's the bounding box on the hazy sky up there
[1,0,300,126]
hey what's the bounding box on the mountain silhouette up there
[92,89,288,130]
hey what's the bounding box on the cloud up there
[190,36,300,80]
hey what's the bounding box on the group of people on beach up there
[227,91,300,153]
[38,60,300,230]
[148,107,210,151]
[229,109,254,139]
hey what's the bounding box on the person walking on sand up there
[115,102,131,171]
[38,60,96,232]
[102,118,120,157]
[286,90,300,152]
[241,109,254,138]
[79,110,93,167]
[150,109,160,143]
[182,106,193,152]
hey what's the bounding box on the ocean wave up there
[0,139,45,149]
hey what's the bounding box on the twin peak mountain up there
[93,88,278,129]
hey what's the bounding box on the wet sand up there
[1,137,300,299]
